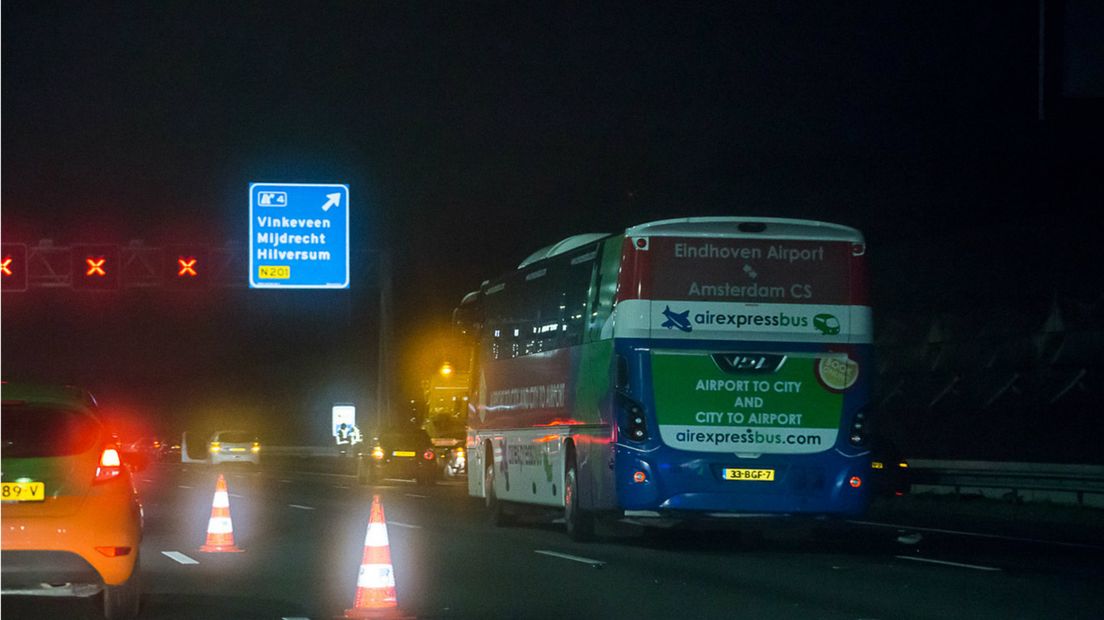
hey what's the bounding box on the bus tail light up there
[423,449,436,461]
[848,410,867,447]
[632,470,647,483]
[619,395,649,443]
[849,476,862,488]
[94,447,123,483]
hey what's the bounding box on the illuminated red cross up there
[177,257,197,277]
[1,257,11,277]
[86,257,107,277]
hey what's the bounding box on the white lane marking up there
[177,485,193,489]
[279,479,293,484]
[282,617,310,620]
[848,520,1104,551]
[388,521,422,529]
[405,493,428,499]
[534,550,606,567]
[288,504,315,510]
[333,484,350,489]
[161,551,199,565]
[895,555,1001,572]
[141,478,153,483]
[230,493,245,499]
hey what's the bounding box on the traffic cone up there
[199,473,243,552]
[345,495,399,618]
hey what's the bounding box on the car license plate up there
[392,451,416,458]
[230,448,246,452]
[723,468,775,481]
[1,481,46,501]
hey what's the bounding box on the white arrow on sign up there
[321,192,342,212]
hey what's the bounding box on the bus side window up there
[586,237,622,342]
[561,246,597,348]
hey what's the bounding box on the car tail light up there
[849,476,863,488]
[371,446,384,460]
[423,449,436,461]
[94,546,132,557]
[251,442,261,453]
[94,447,123,483]
[209,441,221,453]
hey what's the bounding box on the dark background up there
[3,2,1101,448]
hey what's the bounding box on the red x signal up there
[86,257,107,277]
[1,257,11,277]
[177,257,198,277]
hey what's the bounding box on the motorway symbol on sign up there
[249,182,350,289]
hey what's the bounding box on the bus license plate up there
[1,481,46,501]
[723,468,775,481]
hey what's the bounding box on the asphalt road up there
[4,462,1103,619]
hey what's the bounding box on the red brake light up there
[423,449,436,461]
[849,476,862,488]
[94,447,123,483]
[94,546,132,557]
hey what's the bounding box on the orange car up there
[1,383,143,619]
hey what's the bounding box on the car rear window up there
[218,432,255,443]
[1,404,102,458]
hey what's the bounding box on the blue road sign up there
[249,182,350,289]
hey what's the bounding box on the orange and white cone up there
[199,473,243,553]
[345,495,399,618]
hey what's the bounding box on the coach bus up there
[455,217,873,539]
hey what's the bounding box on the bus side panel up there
[569,338,618,511]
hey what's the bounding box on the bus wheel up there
[564,452,595,541]
[485,447,512,526]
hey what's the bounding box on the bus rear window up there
[1,405,102,458]
[646,237,853,305]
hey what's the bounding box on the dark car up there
[357,428,438,486]
[868,435,911,497]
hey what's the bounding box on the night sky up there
[2,2,1101,442]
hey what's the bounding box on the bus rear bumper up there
[615,450,871,517]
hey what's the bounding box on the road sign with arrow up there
[249,182,350,289]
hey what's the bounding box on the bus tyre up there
[485,451,512,526]
[102,553,141,619]
[564,455,595,542]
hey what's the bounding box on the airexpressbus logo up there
[661,306,693,332]
[813,313,841,335]
[658,305,847,335]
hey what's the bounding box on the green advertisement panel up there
[651,351,846,454]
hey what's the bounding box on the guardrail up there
[908,459,1104,508]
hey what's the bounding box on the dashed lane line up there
[405,493,428,499]
[388,522,421,529]
[161,551,199,565]
[534,550,606,567]
[895,555,1001,571]
[288,504,316,510]
[177,485,193,489]
[849,519,1104,551]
